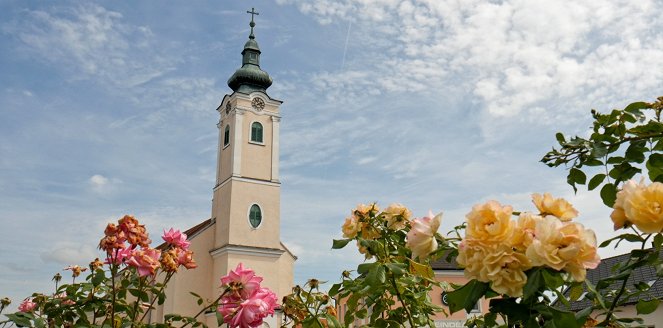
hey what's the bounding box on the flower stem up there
[179,289,228,328]
[138,271,174,323]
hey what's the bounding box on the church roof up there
[431,251,461,271]
[559,249,663,311]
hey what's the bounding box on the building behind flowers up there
[148,10,296,328]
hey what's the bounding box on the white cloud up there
[40,243,101,266]
[89,174,108,188]
[280,0,663,125]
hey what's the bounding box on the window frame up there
[249,121,264,144]
[223,125,231,148]
[247,203,263,229]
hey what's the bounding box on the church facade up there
[149,11,295,327]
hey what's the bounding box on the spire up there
[247,7,258,40]
[227,8,273,94]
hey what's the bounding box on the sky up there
[1,0,663,313]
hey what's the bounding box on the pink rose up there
[221,263,263,299]
[126,248,161,276]
[105,247,133,265]
[406,211,442,260]
[219,288,278,328]
[162,228,191,250]
[18,298,37,312]
[177,248,197,269]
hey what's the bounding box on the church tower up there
[210,6,295,305]
[149,9,295,328]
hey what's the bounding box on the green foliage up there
[542,97,663,203]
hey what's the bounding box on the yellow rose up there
[457,240,530,297]
[623,181,663,233]
[465,200,514,243]
[341,216,360,239]
[483,247,530,297]
[510,212,542,251]
[354,203,379,217]
[526,216,599,281]
[531,193,578,222]
[456,239,488,281]
[382,203,412,230]
[611,179,645,230]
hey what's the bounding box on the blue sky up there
[1,0,662,312]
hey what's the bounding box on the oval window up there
[249,204,262,228]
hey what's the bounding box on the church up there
[149,9,296,327]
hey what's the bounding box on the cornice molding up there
[210,244,285,259]
[213,176,281,191]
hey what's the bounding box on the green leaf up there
[357,262,376,275]
[599,233,644,248]
[568,284,584,301]
[569,168,587,184]
[5,313,34,327]
[600,183,617,207]
[575,307,593,326]
[331,239,351,249]
[624,101,650,113]
[654,233,663,251]
[366,265,386,287]
[385,263,407,277]
[555,132,566,144]
[446,279,489,314]
[636,299,660,314]
[324,314,343,328]
[549,308,580,328]
[625,141,646,163]
[523,268,545,300]
[92,269,105,286]
[588,174,606,191]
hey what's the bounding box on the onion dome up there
[227,9,273,93]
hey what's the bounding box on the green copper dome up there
[227,11,272,93]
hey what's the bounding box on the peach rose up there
[622,181,663,233]
[457,241,530,297]
[341,216,360,239]
[482,246,530,297]
[526,216,599,281]
[532,193,578,222]
[406,211,441,260]
[382,203,412,230]
[510,212,542,251]
[354,203,379,217]
[465,201,514,243]
[611,179,645,230]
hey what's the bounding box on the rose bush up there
[0,216,277,328]
[4,96,663,328]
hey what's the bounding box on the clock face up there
[225,102,232,114]
[441,292,449,305]
[251,97,265,111]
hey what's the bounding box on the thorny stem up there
[601,232,652,325]
[300,286,324,328]
[130,276,145,327]
[548,132,663,166]
[109,250,117,328]
[179,289,228,328]
[138,271,174,323]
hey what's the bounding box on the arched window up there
[249,204,262,228]
[250,122,263,143]
[223,125,230,147]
